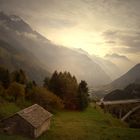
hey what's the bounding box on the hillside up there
[0,105,140,140]
[104,83,140,101]
[90,54,121,80]
[0,39,50,84]
[0,11,111,86]
[75,48,121,80]
[111,63,140,89]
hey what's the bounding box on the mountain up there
[110,63,140,89]
[75,48,121,80]
[0,12,111,86]
[90,55,121,80]
[0,39,50,84]
[104,83,140,101]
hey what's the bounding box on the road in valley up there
[97,99,140,105]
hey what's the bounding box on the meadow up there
[0,104,140,140]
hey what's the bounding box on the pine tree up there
[49,70,59,95]
[49,71,79,109]
[43,77,50,88]
[0,67,10,88]
[11,69,28,84]
[78,80,89,110]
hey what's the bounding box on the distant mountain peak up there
[0,11,21,21]
[0,11,22,22]
[10,15,22,22]
[0,11,32,33]
[0,11,50,42]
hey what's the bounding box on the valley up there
[0,2,140,139]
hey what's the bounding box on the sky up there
[0,0,140,70]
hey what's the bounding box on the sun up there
[42,28,108,57]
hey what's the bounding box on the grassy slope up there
[0,105,140,140]
[0,102,20,119]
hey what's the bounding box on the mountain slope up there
[75,48,121,80]
[0,12,111,86]
[90,55,121,80]
[111,63,140,89]
[0,39,50,84]
[104,83,140,101]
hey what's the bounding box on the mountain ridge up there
[0,11,111,86]
[110,63,140,89]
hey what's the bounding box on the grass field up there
[0,102,20,118]
[0,104,140,140]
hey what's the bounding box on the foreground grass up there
[0,105,140,140]
[0,102,20,118]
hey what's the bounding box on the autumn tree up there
[31,87,64,111]
[7,82,25,102]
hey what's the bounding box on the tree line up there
[0,66,89,111]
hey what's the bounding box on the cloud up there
[0,0,140,65]
[42,17,77,29]
[103,30,140,53]
[105,40,116,44]
[105,53,130,61]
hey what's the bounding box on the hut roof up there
[17,104,52,128]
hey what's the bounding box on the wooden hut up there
[1,104,52,138]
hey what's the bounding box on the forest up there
[0,66,89,114]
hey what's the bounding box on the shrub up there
[30,87,64,111]
[6,82,25,103]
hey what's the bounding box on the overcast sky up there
[0,0,140,69]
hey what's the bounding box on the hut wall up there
[1,114,19,134]
[2,115,34,138]
[17,116,34,138]
[34,118,51,138]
